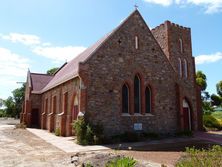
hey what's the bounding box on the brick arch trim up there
[182,96,193,130]
[144,83,155,114]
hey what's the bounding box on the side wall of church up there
[40,77,80,136]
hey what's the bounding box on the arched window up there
[179,38,183,53]
[122,84,129,113]
[63,92,68,114]
[184,59,188,78]
[145,86,151,113]
[134,75,141,113]
[178,58,182,77]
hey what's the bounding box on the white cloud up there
[1,33,41,45]
[195,52,222,64]
[144,0,173,6]
[0,48,29,99]
[32,46,86,63]
[143,0,222,13]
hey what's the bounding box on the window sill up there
[57,112,65,116]
[121,113,154,117]
[48,112,54,116]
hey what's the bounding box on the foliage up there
[196,71,207,91]
[211,94,222,106]
[0,98,3,108]
[202,101,214,113]
[201,91,210,101]
[216,80,222,97]
[106,156,137,167]
[3,96,16,117]
[72,117,104,145]
[82,162,94,167]
[12,83,25,117]
[15,122,26,129]
[110,131,159,144]
[143,132,159,139]
[55,128,61,136]
[3,83,25,118]
[211,111,222,120]
[176,145,222,167]
[175,130,193,137]
[203,114,222,130]
[0,109,6,117]
[46,67,59,75]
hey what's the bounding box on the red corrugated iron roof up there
[41,31,113,92]
[41,10,141,92]
[30,73,53,93]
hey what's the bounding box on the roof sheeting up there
[41,31,112,92]
[30,73,53,93]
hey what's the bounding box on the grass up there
[176,145,222,167]
[211,111,222,120]
[203,111,222,130]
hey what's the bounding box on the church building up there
[20,10,202,137]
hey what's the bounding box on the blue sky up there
[0,0,222,99]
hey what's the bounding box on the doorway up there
[182,99,191,131]
[31,108,39,128]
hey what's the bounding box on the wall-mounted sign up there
[134,123,142,131]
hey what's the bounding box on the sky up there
[0,0,222,100]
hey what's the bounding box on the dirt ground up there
[0,118,219,167]
[0,126,74,167]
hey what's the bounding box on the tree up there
[216,80,222,97]
[47,67,59,75]
[3,84,25,118]
[196,71,207,91]
[3,96,16,117]
[211,94,222,106]
[0,98,3,108]
[12,83,25,118]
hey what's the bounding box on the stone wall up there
[152,20,199,131]
[80,11,181,136]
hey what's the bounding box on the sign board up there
[134,123,142,131]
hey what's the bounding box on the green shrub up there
[203,114,222,130]
[82,162,94,167]
[15,122,26,129]
[72,117,104,145]
[143,132,159,139]
[0,109,6,117]
[176,145,222,167]
[106,156,137,167]
[175,130,193,137]
[55,128,61,136]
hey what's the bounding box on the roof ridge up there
[30,72,54,76]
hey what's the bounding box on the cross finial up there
[134,4,138,10]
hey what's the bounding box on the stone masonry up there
[20,10,202,137]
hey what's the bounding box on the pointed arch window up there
[63,92,68,114]
[179,38,183,53]
[145,86,151,113]
[134,75,141,113]
[178,58,182,77]
[184,59,188,78]
[122,84,129,113]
